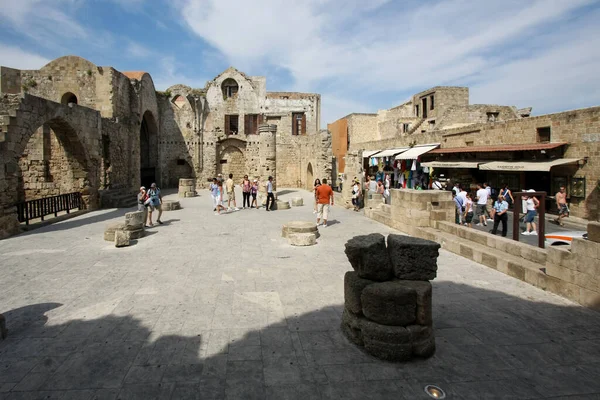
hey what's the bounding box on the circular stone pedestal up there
[288,232,317,246]
[162,200,181,211]
[282,221,320,239]
[276,200,290,210]
[291,197,304,206]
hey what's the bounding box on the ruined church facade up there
[0,56,331,238]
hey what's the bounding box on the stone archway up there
[17,121,89,203]
[307,162,314,191]
[218,146,246,181]
[140,110,158,188]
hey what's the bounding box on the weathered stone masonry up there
[0,57,331,238]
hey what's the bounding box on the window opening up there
[61,92,78,105]
[537,127,551,143]
[221,78,239,99]
[225,115,239,135]
[422,98,428,119]
[487,112,499,122]
[292,112,306,135]
[430,95,435,110]
[415,105,419,117]
[177,159,185,166]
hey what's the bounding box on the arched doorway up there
[60,92,78,105]
[217,146,245,180]
[307,163,314,191]
[140,110,158,188]
[17,119,89,203]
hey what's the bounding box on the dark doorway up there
[140,111,158,188]
[61,92,78,105]
[422,98,428,119]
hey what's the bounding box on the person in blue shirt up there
[453,193,464,225]
[146,183,163,226]
[490,195,509,237]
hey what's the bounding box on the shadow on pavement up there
[1,282,599,399]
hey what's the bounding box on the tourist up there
[464,192,474,228]
[500,183,514,205]
[453,193,463,225]
[250,179,259,209]
[376,179,385,202]
[215,180,226,215]
[522,190,539,236]
[452,182,460,195]
[483,182,493,221]
[313,178,321,214]
[217,173,223,184]
[554,186,569,226]
[137,186,149,227]
[369,176,377,194]
[209,178,219,211]
[146,183,163,226]
[351,179,361,211]
[226,173,239,211]
[241,174,251,209]
[490,195,509,237]
[432,177,443,190]
[364,175,371,193]
[316,178,334,227]
[384,174,391,204]
[475,183,489,227]
[457,185,468,206]
[265,176,275,211]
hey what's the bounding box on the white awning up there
[421,161,480,169]
[376,148,409,157]
[478,158,580,172]
[362,150,382,158]
[395,144,440,160]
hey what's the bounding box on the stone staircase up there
[99,188,138,208]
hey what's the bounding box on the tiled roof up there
[429,142,567,154]
[123,71,147,80]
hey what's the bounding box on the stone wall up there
[346,114,378,145]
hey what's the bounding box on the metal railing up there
[16,192,83,225]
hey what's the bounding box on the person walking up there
[490,195,509,237]
[475,183,489,227]
[146,183,163,226]
[351,179,361,211]
[241,175,251,209]
[464,192,474,228]
[554,186,569,226]
[209,178,219,211]
[250,179,259,209]
[453,193,463,225]
[215,180,226,215]
[384,174,391,204]
[376,179,385,203]
[523,190,540,235]
[483,182,493,221]
[313,179,321,214]
[226,173,239,211]
[265,176,275,211]
[316,178,334,227]
[137,186,149,227]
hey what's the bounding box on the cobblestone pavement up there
[1,188,599,399]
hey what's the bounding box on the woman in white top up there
[523,191,540,235]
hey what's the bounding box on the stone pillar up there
[258,124,277,192]
[342,150,364,207]
[341,233,439,361]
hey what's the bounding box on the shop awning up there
[395,144,440,160]
[421,161,481,169]
[363,150,382,158]
[376,148,409,157]
[478,158,580,172]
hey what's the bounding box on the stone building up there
[0,56,330,238]
[330,86,599,220]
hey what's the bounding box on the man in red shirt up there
[316,178,334,227]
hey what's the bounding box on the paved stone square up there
[1,188,599,399]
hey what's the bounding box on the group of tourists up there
[137,183,163,227]
[312,178,335,226]
[452,182,570,237]
[209,173,275,215]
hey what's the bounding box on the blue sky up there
[1,0,599,127]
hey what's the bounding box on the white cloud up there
[151,56,209,90]
[174,0,600,124]
[126,41,152,58]
[0,43,49,70]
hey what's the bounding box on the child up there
[250,179,259,209]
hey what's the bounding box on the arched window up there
[61,92,78,105]
[172,95,187,109]
[221,78,239,99]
